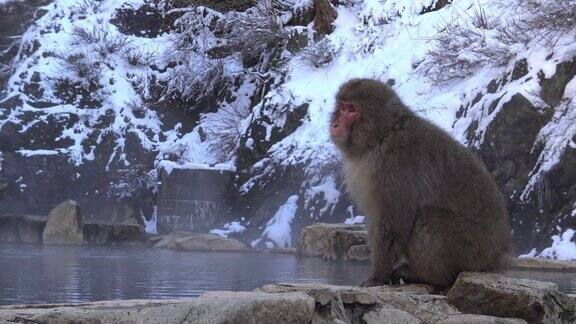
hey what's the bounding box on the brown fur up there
[331,79,512,287]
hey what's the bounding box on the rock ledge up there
[2,273,575,323]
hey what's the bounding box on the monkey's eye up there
[340,103,355,112]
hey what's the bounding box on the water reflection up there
[1,245,574,306]
[505,269,576,295]
[0,245,370,305]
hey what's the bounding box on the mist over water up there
[1,245,575,306]
[0,245,370,305]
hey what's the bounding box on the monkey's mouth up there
[330,122,350,141]
[330,129,346,143]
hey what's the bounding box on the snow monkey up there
[330,78,512,287]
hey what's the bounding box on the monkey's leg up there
[360,218,400,287]
[405,207,465,287]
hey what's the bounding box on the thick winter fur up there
[331,79,512,287]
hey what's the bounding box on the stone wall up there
[156,168,234,234]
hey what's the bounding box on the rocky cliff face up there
[0,0,575,254]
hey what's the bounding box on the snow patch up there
[142,207,157,235]
[345,215,365,225]
[520,229,576,261]
[17,149,61,157]
[210,221,246,237]
[344,205,365,224]
[305,175,341,215]
[158,160,236,175]
[252,195,299,248]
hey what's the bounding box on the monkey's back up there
[404,117,511,271]
[346,115,512,283]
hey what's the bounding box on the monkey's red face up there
[331,101,361,141]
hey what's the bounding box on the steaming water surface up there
[0,245,574,306]
[0,245,369,305]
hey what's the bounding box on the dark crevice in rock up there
[539,58,576,106]
[421,0,452,14]
[475,94,552,251]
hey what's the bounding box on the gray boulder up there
[447,272,576,323]
[297,223,368,260]
[257,282,525,323]
[0,291,315,323]
[154,232,248,252]
[42,200,84,245]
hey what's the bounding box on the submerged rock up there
[447,272,576,323]
[42,200,83,246]
[153,232,249,252]
[297,223,368,260]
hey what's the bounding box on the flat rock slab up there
[510,257,576,272]
[154,232,249,252]
[6,276,574,323]
[0,291,315,324]
[447,272,576,323]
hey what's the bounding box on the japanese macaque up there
[331,78,512,287]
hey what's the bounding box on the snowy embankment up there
[0,0,575,257]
